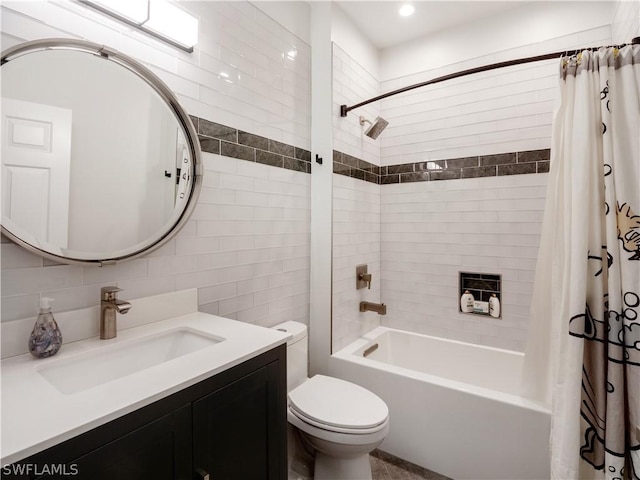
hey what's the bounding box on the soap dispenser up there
[28,297,62,358]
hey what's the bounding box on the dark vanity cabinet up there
[3,345,287,480]
[51,407,193,480]
[193,360,283,480]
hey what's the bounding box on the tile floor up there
[370,450,452,480]
[288,440,452,480]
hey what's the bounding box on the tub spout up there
[360,301,386,315]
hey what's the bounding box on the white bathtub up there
[329,327,551,480]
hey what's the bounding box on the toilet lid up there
[288,375,388,430]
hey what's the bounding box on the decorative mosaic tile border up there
[190,116,312,174]
[190,115,549,185]
[333,149,550,185]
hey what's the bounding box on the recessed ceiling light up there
[399,4,415,17]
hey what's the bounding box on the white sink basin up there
[38,328,223,394]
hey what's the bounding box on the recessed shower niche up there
[459,272,502,318]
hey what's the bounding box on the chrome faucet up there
[100,286,131,339]
[359,301,387,315]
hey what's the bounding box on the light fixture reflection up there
[81,0,198,52]
[282,49,297,61]
[399,4,415,17]
[218,72,233,84]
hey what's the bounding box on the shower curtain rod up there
[340,37,640,117]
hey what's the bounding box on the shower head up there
[359,116,389,139]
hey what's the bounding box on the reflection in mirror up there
[1,39,201,265]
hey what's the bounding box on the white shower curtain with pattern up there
[522,45,640,480]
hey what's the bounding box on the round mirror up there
[1,39,202,266]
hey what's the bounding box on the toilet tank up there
[272,321,308,391]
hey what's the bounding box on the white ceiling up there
[334,1,532,49]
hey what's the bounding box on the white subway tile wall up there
[2,152,311,326]
[0,1,311,148]
[332,43,382,166]
[331,43,384,351]
[379,26,612,165]
[2,1,630,354]
[380,174,547,351]
[612,0,640,43]
[192,153,310,325]
[331,25,614,352]
[332,174,382,352]
[0,1,311,327]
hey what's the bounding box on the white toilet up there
[273,321,389,480]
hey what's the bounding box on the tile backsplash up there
[330,21,611,351]
[0,1,312,330]
[4,1,630,355]
[1,147,311,327]
[332,174,382,352]
[331,40,554,353]
[380,173,547,351]
[0,1,312,149]
[378,26,611,165]
[332,43,381,166]
[612,0,640,44]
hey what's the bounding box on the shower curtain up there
[522,44,640,480]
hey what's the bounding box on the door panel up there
[1,98,71,247]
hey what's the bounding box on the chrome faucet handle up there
[101,286,123,302]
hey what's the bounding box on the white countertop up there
[1,312,290,466]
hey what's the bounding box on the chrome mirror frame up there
[1,38,203,266]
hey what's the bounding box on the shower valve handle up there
[359,272,372,289]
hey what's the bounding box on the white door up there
[1,98,72,248]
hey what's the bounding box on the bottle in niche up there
[489,294,501,318]
[28,297,62,358]
[460,290,475,313]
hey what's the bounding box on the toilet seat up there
[288,375,388,435]
[288,406,389,435]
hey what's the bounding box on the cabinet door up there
[193,362,285,480]
[31,406,191,480]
